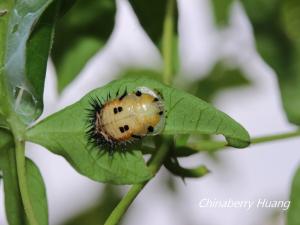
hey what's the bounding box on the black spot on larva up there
[119,127,125,133]
[135,90,142,96]
[132,134,141,139]
[148,126,154,132]
[159,111,163,115]
[118,106,123,112]
[124,125,129,131]
[153,97,159,102]
[113,108,118,114]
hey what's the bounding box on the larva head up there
[86,87,165,152]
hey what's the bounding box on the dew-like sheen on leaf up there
[0,0,59,124]
[25,77,250,184]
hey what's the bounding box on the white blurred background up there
[1,0,300,224]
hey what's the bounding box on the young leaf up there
[0,0,59,123]
[25,77,249,184]
[164,158,210,178]
[287,165,300,225]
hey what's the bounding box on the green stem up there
[187,129,300,153]
[15,140,38,225]
[104,141,170,225]
[251,130,300,144]
[8,115,38,225]
[162,0,175,85]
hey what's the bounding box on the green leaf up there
[211,0,234,26]
[0,128,25,225]
[0,129,48,225]
[0,1,13,114]
[57,37,103,92]
[52,0,116,92]
[25,1,60,113]
[25,158,48,225]
[25,77,249,184]
[26,127,152,184]
[128,0,178,44]
[287,165,300,225]
[0,0,59,123]
[0,145,26,225]
[164,158,210,178]
[0,2,12,70]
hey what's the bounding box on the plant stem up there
[187,129,300,152]
[104,141,170,225]
[162,0,175,85]
[8,115,38,225]
[15,140,38,225]
[251,130,300,144]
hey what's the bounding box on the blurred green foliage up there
[129,0,177,44]
[242,0,300,125]
[241,1,300,221]
[194,62,250,102]
[56,37,103,91]
[52,0,116,92]
[61,185,122,225]
[211,0,234,26]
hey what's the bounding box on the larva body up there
[87,87,165,152]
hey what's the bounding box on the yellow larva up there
[87,87,165,152]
